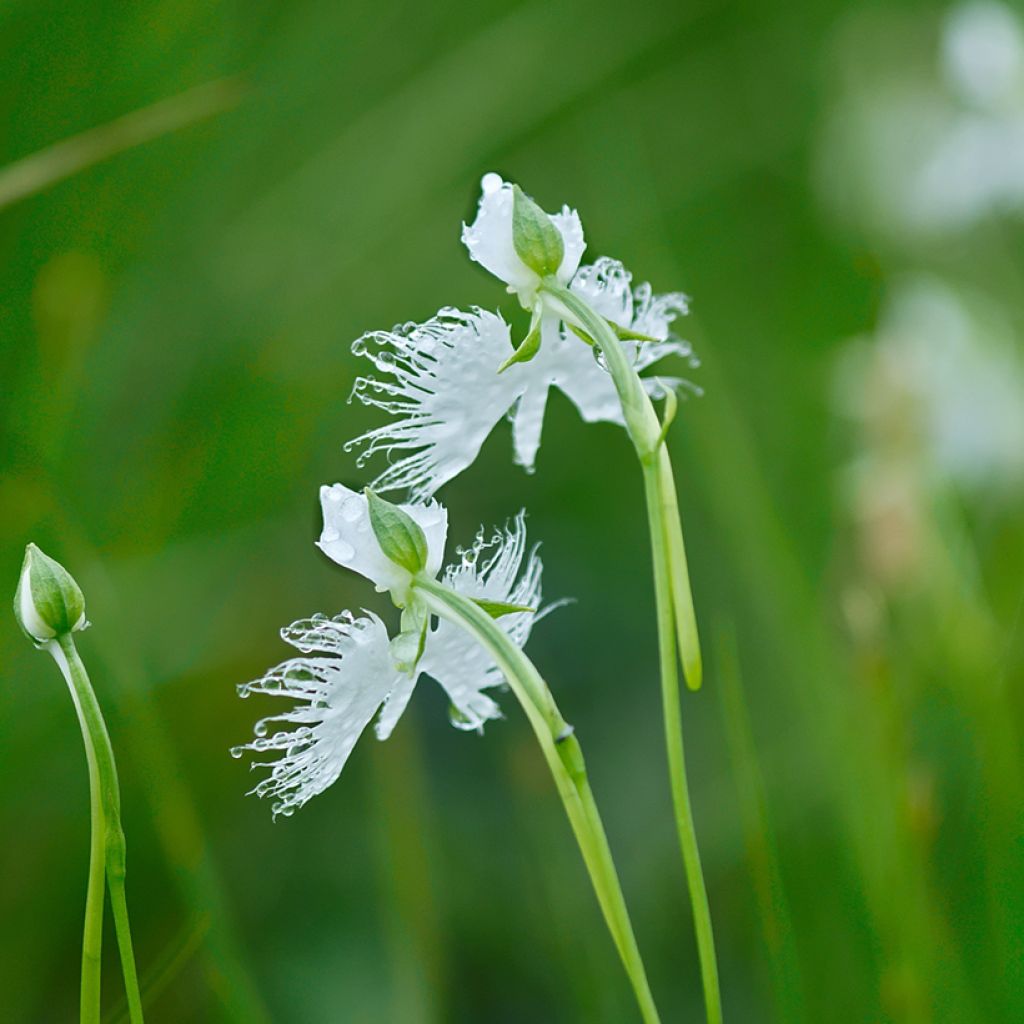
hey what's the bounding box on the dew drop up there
[229,746,245,759]
[332,539,356,560]
[340,497,363,522]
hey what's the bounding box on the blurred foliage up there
[2,0,1022,1021]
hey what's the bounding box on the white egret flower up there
[348,259,695,500]
[235,513,548,816]
[317,483,447,599]
[461,172,586,309]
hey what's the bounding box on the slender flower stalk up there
[14,544,145,1024]
[412,576,661,1024]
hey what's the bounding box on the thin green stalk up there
[413,576,661,1024]
[541,281,701,687]
[541,279,721,1021]
[62,654,106,1024]
[642,461,722,1024]
[51,634,145,1024]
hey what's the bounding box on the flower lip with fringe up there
[348,258,698,501]
[234,512,549,818]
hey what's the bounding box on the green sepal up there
[13,543,86,642]
[365,489,428,575]
[655,388,678,450]
[498,309,542,372]
[512,185,564,278]
[471,597,536,618]
[611,321,660,343]
[567,323,596,347]
[566,318,657,348]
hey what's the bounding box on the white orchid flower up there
[348,258,696,500]
[235,514,547,817]
[317,482,447,600]
[462,172,586,309]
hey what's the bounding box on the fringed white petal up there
[570,257,635,326]
[233,613,400,818]
[561,257,701,417]
[420,512,546,731]
[317,483,448,592]
[349,309,525,501]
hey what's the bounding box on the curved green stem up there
[56,638,105,1024]
[540,279,721,1023]
[412,576,661,1024]
[51,635,146,1024]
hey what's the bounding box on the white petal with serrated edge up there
[419,512,545,731]
[233,613,401,818]
[348,309,525,501]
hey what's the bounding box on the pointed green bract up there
[611,321,660,344]
[512,185,564,278]
[472,597,537,618]
[498,309,542,372]
[14,542,86,641]
[365,489,429,576]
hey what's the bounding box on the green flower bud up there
[512,185,565,279]
[365,489,429,576]
[14,543,87,642]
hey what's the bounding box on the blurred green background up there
[3,0,1023,1020]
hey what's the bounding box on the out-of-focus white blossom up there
[819,1,1024,237]
[835,277,1024,492]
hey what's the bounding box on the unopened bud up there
[14,543,87,642]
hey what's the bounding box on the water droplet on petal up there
[340,497,362,522]
[330,540,355,561]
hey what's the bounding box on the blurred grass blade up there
[103,914,210,1024]
[714,624,806,1024]
[0,77,244,211]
